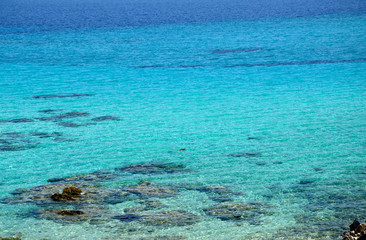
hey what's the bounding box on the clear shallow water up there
[0,9,366,240]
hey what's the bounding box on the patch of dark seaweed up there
[47,170,118,183]
[29,132,62,138]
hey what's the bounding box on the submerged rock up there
[124,199,166,213]
[38,112,90,121]
[91,115,120,122]
[51,186,83,201]
[2,182,130,206]
[57,121,95,128]
[47,170,118,183]
[8,118,35,123]
[204,202,272,221]
[29,132,62,138]
[114,210,198,227]
[37,205,108,224]
[118,162,190,175]
[124,181,179,198]
[343,220,366,240]
[228,152,262,158]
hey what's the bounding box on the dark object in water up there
[204,202,272,221]
[37,112,90,121]
[114,210,199,226]
[57,210,84,216]
[0,144,37,151]
[117,162,190,175]
[51,186,82,201]
[29,132,62,138]
[273,161,283,164]
[8,118,35,123]
[228,152,262,158]
[57,121,95,128]
[255,162,266,166]
[123,180,179,198]
[212,48,267,54]
[299,179,315,185]
[31,93,94,99]
[314,167,324,172]
[38,109,63,114]
[91,115,120,122]
[113,214,141,222]
[350,220,361,231]
[247,137,261,140]
[175,148,186,151]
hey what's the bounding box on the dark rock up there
[31,94,93,99]
[204,202,272,221]
[124,181,179,198]
[314,167,324,172]
[37,205,108,224]
[29,132,62,138]
[91,115,120,122]
[228,152,262,158]
[118,162,191,175]
[51,186,83,201]
[113,214,141,222]
[350,220,361,231]
[57,210,84,216]
[139,236,186,240]
[8,118,35,123]
[299,179,315,185]
[2,182,130,206]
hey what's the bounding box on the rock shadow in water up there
[117,162,192,175]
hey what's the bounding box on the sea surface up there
[0,0,366,239]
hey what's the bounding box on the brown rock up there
[51,186,82,201]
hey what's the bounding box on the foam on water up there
[0,12,366,240]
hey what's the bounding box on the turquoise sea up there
[0,2,366,239]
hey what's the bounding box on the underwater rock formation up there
[117,162,191,175]
[228,152,262,158]
[51,186,83,201]
[91,115,120,122]
[47,170,118,183]
[204,202,272,221]
[343,220,366,240]
[37,112,90,121]
[114,210,199,226]
[123,181,179,198]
